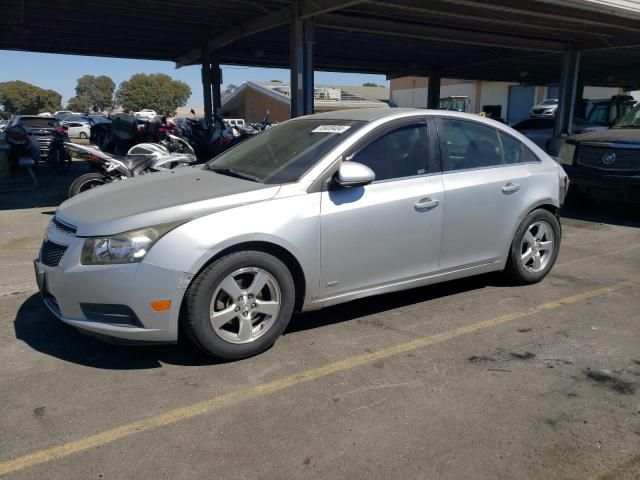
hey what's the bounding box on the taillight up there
[560,175,570,206]
[6,129,27,145]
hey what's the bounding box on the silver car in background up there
[35,109,568,360]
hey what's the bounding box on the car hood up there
[569,128,640,145]
[56,165,280,236]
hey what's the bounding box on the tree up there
[223,84,238,98]
[0,81,62,115]
[67,75,115,112]
[362,82,380,87]
[114,73,191,116]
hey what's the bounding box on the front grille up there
[52,217,77,236]
[577,144,640,172]
[532,108,545,115]
[40,240,68,267]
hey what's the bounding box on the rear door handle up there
[501,182,521,194]
[415,198,439,211]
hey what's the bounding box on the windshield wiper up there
[209,167,262,183]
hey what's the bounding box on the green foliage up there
[0,80,62,115]
[115,73,191,116]
[223,84,238,98]
[362,82,381,87]
[67,75,115,112]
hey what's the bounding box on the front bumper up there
[34,231,192,343]
[564,165,640,190]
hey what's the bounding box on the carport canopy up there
[3,0,640,87]
[3,0,640,127]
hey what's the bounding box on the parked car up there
[134,109,157,120]
[35,109,567,360]
[556,103,640,201]
[512,117,606,151]
[54,111,76,121]
[584,95,636,128]
[62,121,90,139]
[5,115,61,160]
[530,99,558,118]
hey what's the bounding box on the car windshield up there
[612,104,640,129]
[207,119,364,184]
[541,99,558,105]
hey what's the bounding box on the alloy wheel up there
[520,221,554,273]
[209,267,281,344]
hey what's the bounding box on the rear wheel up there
[505,209,561,285]
[79,132,88,139]
[183,251,295,361]
[68,172,108,197]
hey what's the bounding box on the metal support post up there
[201,46,213,122]
[212,62,222,114]
[427,72,441,110]
[302,18,315,115]
[554,48,580,137]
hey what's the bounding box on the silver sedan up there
[35,108,568,360]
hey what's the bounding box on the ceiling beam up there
[317,13,568,53]
[174,0,365,67]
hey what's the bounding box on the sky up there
[0,51,389,108]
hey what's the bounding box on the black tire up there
[504,209,561,285]
[79,132,88,139]
[183,251,295,361]
[68,172,108,197]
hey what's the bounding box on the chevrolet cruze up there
[35,109,568,360]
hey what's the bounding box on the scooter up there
[65,134,196,197]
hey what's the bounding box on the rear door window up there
[438,118,502,171]
[499,131,540,164]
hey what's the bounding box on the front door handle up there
[415,197,439,211]
[502,182,521,195]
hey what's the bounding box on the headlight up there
[81,221,185,265]
[557,142,576,166]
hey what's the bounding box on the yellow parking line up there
[0,281,634,477]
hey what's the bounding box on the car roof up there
[299,108,512,129]
[307,108,418,122]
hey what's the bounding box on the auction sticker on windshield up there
[311,125,351,134]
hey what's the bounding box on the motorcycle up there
[65,134,196,197]
[2,124,40,191]
[175,108,236,162]
[4,123,40,176]
[46,122,72,174]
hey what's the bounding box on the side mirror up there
[334,161,375,188]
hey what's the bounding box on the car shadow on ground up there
[0,161,88,210]
[561,193,640,228]
[14,273,507,370]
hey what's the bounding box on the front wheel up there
[68,172,109,197]
[79,132,88,139]
[504,209,561,285]
[183,251,295,361]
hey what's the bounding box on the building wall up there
[391,77,626,120]
[224,89,291,123]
